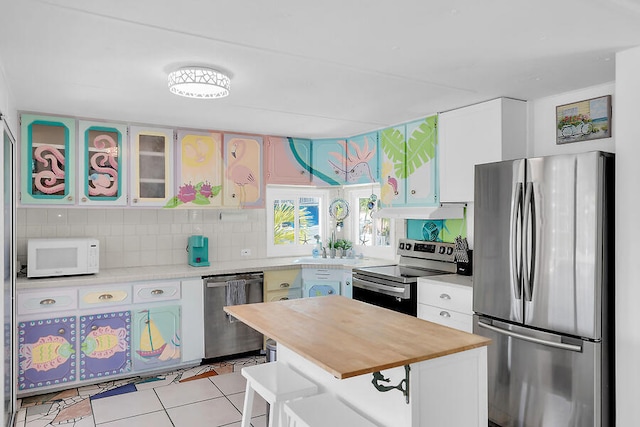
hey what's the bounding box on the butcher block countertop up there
[224,295,491,379]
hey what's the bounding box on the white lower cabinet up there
[16,277,204,395]
[417,274,473,333]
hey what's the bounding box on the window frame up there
[265,186,330,257]
[345,186,395,260]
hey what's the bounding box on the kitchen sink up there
[293,257,362,265]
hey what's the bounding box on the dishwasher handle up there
[205,274,264,288]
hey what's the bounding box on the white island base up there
[279,344,488,427]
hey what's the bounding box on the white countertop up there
[417,273,473,288]
[17,256,394,289]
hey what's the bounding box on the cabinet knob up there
[151,289,164,295]
[300,170,305,175]
[410,190,416,195]
[280,297,289,301]
[40,298,56,305]
[58,328,66,335]
[67,195,73,201]
[91,325,98,331]
[279,282,290,288]
[439,311,451,318]
[81,197,87,202]
[133,198,139,203]
[439,293,451,300]
[232,193,237,198]
[98,294,114,301]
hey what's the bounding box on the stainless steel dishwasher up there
[203,272,264,359]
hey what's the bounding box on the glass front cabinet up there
[78,120,128,206]
[129,126,174,207]
[20,114,76,205]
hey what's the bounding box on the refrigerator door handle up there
[522,181,535,302]
[510,182,524,300]
[477,321,582,352]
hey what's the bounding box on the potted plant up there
[334,239,352,258]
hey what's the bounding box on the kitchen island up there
[224,295,491,427]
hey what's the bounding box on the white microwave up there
[27,238,100,278]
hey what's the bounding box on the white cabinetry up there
[438,98,527,202]
[417,274,473,333]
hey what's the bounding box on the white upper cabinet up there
[438,98,527,203]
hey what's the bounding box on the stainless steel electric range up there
[352,238,457,316]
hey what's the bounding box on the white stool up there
[241,361,318,427]
[283,393,378,427]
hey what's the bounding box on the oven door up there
[352,276,416,316]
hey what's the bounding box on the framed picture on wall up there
[556,95,612,144]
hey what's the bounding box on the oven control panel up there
[397,238,456,262]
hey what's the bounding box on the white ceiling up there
[1,0,639,139]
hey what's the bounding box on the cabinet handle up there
[151,289,164,295]
[279,282,290,288]
[439,311,451,318]
[40,298,56,305]
[439,293,451,300]
[280,297,289,301]
[98,294,114,300]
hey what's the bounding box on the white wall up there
[528,82,616,157]
[614,45,640,427]
[16,207,268,269]
[0,56,17,135]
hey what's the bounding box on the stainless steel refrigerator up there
[472,151,614,427]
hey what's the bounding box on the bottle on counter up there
[312,234,322,258]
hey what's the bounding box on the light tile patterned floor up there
[15,355,267,427]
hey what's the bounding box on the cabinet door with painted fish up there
[79,311,131,380]
[18,316,77,391]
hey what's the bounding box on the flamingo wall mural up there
[223,134,262,207]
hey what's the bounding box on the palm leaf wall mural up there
[379,126,406,179]
[406,115,437,177]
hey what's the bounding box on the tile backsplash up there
[17,208,267,270]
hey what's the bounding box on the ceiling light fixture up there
[167,67,230,99]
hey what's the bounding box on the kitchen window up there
[346,186,394,258]
[266,186,329,257]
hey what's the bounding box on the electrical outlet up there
[241,249,251,256]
